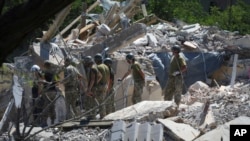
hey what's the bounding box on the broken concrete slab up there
[103,101,173,120]
[181,23,201,33]
[80,23,147,56]
[226,36,250,48]
[158,118,200,141]
[195,116,250,141]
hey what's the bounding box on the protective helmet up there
[84,56,94,64]
[94,53,103,61]
[171,45,181,53]
[126,53,134,60]
[30,65,40,72]
[104,58,113,65]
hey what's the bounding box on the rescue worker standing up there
[94,53,110,119]
[30,65,43,124]
[84,56,102,119]
[63,57,83,119]
[164,45,187,107]
[119,53,145,104]
[104,57,115,114]
[41,61,59,126]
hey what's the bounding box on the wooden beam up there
[60,0,100,35]
[41,4,71,42]
[230,54,238,88]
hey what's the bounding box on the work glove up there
[172,71,180,76]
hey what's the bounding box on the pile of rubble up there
[180,81,250,132]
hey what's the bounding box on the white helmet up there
[30,65,40,72]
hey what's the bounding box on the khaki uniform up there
[105,66,115,114]
[84,65,98,119]
[106,88,115,114]
[130,61,145,104]
[64,65,81,118]
[164,55,186,105]
[95,64,110,118]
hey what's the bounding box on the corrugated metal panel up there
[125,122,139,141]
[138,122,151,141]
[110,120,163,141]
[111,120,126,141]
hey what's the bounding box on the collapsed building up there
[0,0,250,140]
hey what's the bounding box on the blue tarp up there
[148,52,225,90]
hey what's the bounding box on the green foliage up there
[147,0,250,34]
[1,0,26,14]
[2,0,250,35]
[202,0,250,34]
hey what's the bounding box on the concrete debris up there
[194,116,250,141]
[158,118,200,141]
[103,101,175,121]
[179,82,250,132]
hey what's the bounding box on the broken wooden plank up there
[230,54,238,88]
[79,22,99,36]
[0,99,14,134]
[104,3,120,26]
[60,0,100,35]
[78,2,87,40]
[135,14,159,26]
[183,41,198,49]
[198,100,210,126]
[106,0,141,28]
[141,3,148,17]
[41,4,71,42]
